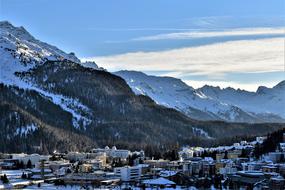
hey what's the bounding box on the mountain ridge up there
[1,21,284,153]
[115,70,285,123]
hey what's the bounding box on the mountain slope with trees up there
[0,21,284,154]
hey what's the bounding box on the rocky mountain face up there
[114,71,285,123]
[1,21,284,153]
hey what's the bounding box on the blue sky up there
[0,0,284,91]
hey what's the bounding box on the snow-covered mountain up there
[199,81,285,120]
[0,21,95,128]
[0,21,80,84]
[1,21,285,153]
[114,71,285,123]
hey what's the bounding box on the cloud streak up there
[132,27,284,41]
[83,38,284,75]
[82,37,284,91]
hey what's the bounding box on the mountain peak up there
[0,21,34,41]
[274,80,285,89]
[0,20,80,67]
[256,86,269,94]
[200,85,221,92]
[0,21,13,27]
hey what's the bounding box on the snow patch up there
[192,127,212,139]
[15,124,38,136]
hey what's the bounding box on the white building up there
[279,143,285,151]
[256,136,266,144]
[266,152,285,163]
[12,153,50,166]
[179,148,194,160]
[114,166,141,181]
[91,146,130,160]
[219,163,237,177]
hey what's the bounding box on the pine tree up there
[224,151,228,159]
[27,159,32,168]
[1,174,9,184]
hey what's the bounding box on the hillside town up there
[1,134,285,190]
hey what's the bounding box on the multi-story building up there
[219,163,237,177]
[269,176,285,190]
[114,166,141,181]
[91,146,130,160]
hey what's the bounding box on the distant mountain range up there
[1,21,284,153]
[115,71,285,123]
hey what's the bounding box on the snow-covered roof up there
[159,170,177,177]
[143,177,176,185]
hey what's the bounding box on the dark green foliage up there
[111,158,124,167]
[21,172,27,179]
[253,128,285,158]
[163,149,179,161]
[127,154,140,166]
[239,148,249,158]
[17,161,24,169]
[27,159,32,168]
[1,174,9,184]
[0,84,95,153]
[223,151,228,159]
[1,60,284,153]
[54,179,65,186]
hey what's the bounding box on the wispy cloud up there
[83,37,284,75]
[84,27,202,32]
[132,27,285,41]
[82,37,284,91]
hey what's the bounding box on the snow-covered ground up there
[0,21,91,129]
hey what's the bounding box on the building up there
[279,143,285,151]
[228,151,241,160]
[262,165,278,173]
[62,172,119,185]
[182,161,202,176]
[87,159,104,170]
[66,152,87,162]
[266,152,285,163]
[216,153,225,162]
[12,153,50,166]
[179,148,194,160]
[0,159,19,169]
[91,146,130,160]
[215,162,225,174]
[114,166,141,181]
[256,136,267,144]
[269,176,285,190]
[144,159,170,168]
[66,152,106,163]
[29,168,54,179]
[143,177,176,189]
[230,171,266,189]
[241,162,263,171]
[79,164,93,173]
[219,163,237,177]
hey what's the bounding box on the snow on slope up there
[80,61,106,71]
[14,124,38,137]
[0,21,91,128]
[114,71,249,122]
[115,70,285,122]
[199,81,285,118]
